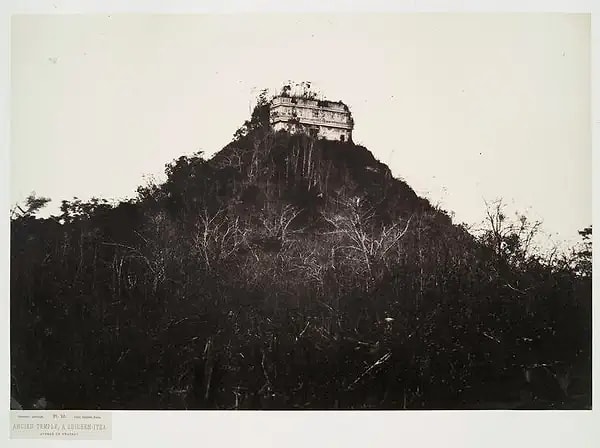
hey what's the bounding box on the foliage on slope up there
[10,107,591,410]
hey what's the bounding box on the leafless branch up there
[347,351,392,391]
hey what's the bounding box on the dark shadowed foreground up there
[10,106,591,410]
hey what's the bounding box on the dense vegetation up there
[11,102,591,410]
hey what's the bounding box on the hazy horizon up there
[10,13,591,248]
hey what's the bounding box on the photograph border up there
[1,1,598,447]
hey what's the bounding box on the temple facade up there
[269,95,354,142]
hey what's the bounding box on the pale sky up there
[10,13,591,247]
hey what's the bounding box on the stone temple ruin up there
[269,83,354,142]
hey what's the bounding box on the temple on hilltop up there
[269,82,354,142]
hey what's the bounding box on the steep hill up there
[10,105,591,411]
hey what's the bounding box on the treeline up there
[10,124,591,410]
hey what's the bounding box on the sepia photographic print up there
[9,12,592,415]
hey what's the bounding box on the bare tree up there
[258,204,303,242]
[324,197,412,287]
[192,208,247,271]
[479,199,543,269]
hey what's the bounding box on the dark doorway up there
[340,134,345,142]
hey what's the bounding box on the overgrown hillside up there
[10,104,592,410]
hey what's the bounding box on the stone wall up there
[270,95,353,141]
[272,121,350,142]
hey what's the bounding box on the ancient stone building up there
[269,95,354,142]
